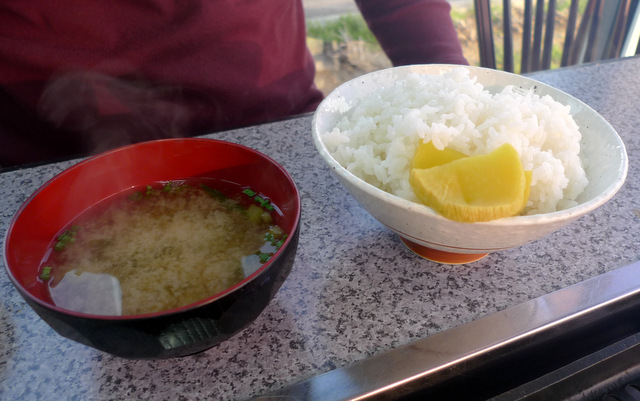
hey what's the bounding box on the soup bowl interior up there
[312,65,628,264]
[4,138,301,359]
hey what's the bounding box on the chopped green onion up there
[242,187,275,213]
[257,196,272,209]
[40,266,52,281]
[264,232,275,243]
[276,234,289,249]
[54,226,79,252]
[201,184,227,200]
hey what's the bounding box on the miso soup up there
[38,179,287,316]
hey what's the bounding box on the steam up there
[37,70,195,154]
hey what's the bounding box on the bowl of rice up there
[312,65,627,264]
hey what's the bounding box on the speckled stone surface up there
[2,56,640,401]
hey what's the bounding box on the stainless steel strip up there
[254,260,640,401]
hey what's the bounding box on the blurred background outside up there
[303,0,584,95]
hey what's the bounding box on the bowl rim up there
[312,64,629,228]
[3,137,302,321]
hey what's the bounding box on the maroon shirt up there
[0,0,466,167]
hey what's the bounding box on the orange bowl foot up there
[399,237,488,264]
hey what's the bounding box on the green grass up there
[307,14,381,47]
[451,5,475,22]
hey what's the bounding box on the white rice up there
[322,68,588,215]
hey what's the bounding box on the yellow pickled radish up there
[411,140,468,169]
[409,143,527,222]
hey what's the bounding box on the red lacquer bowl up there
[4,138,301,359]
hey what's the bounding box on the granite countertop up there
[2,56,640,401]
